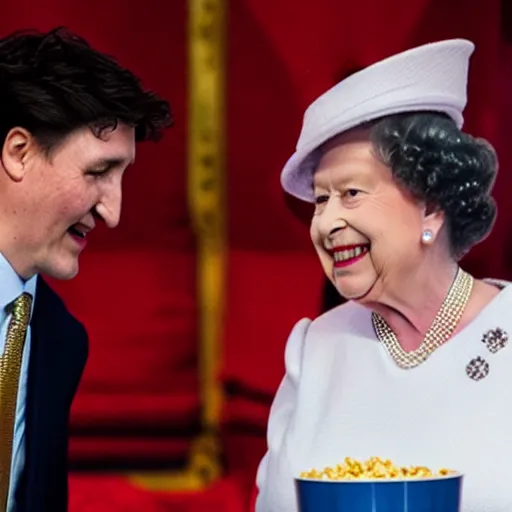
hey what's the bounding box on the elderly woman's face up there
[310,127,431,301]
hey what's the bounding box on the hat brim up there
[281,103,463,204]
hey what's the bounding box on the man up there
[0,27,173,511]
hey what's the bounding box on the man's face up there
[0,123,135,280]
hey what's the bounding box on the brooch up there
[482,328,508,354]
[466,356,490,381]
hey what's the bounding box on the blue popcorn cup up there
[295,473,463,512]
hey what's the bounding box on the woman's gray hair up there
[368,112,497,259]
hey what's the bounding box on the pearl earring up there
[422,230,434,243]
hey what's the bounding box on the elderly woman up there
[255,39,511,512]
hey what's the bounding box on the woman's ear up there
[421,203,445,245]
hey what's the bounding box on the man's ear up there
[1,127,35,182]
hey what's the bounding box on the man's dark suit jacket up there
[14,277,88,511]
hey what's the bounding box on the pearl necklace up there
[371,268,474,369]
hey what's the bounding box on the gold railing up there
[129,0,226,491]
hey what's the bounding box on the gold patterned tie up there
[0,293,32,510]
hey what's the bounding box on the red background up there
[1,0,510,509]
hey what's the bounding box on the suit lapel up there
[20,279,62,510]
[16,277,87,511]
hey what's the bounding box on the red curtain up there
[0,1,510,510]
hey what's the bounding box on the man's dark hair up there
[369,112,497,259]
[0,27,173,152]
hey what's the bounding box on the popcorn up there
[300,457,455,481]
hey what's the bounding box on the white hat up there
[280,39,475,203]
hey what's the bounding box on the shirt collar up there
[0,253,38,320]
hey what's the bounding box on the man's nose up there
[94,182,122,229]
